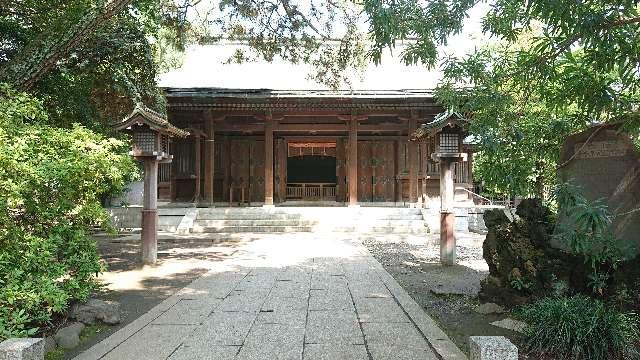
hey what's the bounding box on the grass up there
[517,295,639,360]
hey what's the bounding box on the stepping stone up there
[490,318,527,333]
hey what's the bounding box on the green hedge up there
[0,85,137,339]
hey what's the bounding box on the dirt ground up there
[362,232,522,355]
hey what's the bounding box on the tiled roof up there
[114,103,190,137]
[411,110,469,140]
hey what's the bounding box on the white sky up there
[157,2,491,91]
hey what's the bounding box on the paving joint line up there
[343,260,374,360]
[300,258,315,359]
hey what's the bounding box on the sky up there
[158,1,492,91]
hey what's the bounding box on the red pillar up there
[141,159,158,265]
[348,117,358,206]
[408,116,418,207]
[264,118,274,206]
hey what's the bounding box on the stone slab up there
[367,344,437,360]
[557,123,640,256]
[469,336,518,360]
[0,338,44,360]
[305,310,363,345]
[490,318,527,333]
[244,322,305,344]
[152,298,221,325]
[354,297,408,323]
[236,341,303,360]
[303,344,368,360]
[308,289,354,311]
[362,322,428,348]
[167,344,239,360]
[186,311,256,346]
[100,324,197,360]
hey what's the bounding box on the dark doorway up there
[287,155,336,183]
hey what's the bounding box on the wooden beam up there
[211,123,408,132]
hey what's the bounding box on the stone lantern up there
[114,104,189,265]
[411,111,468,266]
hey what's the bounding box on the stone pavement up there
[75,233,466,360]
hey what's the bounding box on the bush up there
[0,85,137,339]
[518,295,639,360]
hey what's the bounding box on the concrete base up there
[262,204,276,209]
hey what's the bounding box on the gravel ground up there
[362,232,521,355]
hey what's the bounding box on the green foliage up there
[553,183,632,295]
[0,0,165,132]
[518,296,639,360]
[0,85,137,340]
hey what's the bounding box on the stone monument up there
[557,123,640,256]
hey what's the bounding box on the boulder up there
[54,322,84,349]
[475,303,505,315]
[43,337,56,354]
[71,299,121,325]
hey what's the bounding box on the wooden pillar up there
[204,119,215,204]
[408,116,418,207]
[336,137,345,202]
[264,118,274,206]
[440,157,456,265]
[275,138,284,203]
[170,147,177,201]
[194,134,201,203]
[348,116,358,206]
[141,159,158,265]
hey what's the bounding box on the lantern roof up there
[114,103,190,137]
[410,110,469,141]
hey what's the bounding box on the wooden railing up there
[286,183,336,200]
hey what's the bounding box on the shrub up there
[0,85,137,339]
[518,295,639,360]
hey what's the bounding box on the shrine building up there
[156,43,474,207]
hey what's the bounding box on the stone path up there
[75,233,466,360]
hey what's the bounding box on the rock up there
[469,336,518,360]
[71,299,121,325]
[490,318,527,333]
[475,303,505,315]
[43,336,56,353]
[54,322,85,349]
[0,338,44,360]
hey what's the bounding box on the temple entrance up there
[286,142,337,201]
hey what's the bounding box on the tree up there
[362,0,640,197]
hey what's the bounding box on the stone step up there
[194,219,318,227]
[195,213,424,221]
[191,225,314,233]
